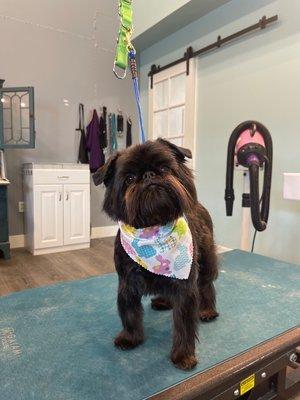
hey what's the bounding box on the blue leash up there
[129,50,146,144]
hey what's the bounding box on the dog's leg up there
[199,282,219,321]
[198,245,219,322]
[114,279,144,350]
[151,296,173,310]
[171,290,198,370]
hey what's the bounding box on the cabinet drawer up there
[33,169,90,185]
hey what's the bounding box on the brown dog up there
[93,139,218,370]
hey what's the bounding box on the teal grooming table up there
[0,250,299,400]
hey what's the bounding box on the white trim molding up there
[217,245,232,253]
[32,243,90,256]
[90,225,119,239]
[10,229,231,254]
[9,235,25,249]
[10,225,119,249]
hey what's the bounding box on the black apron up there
[126,117,132,147]
[99,106,108,149]
[76,103,89,164]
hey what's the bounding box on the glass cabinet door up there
[0,87,35,148]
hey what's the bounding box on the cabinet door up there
[34,185,63,249]
[63,184,90,245]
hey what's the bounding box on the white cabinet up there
[23,164,90,255]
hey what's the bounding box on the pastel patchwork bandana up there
[119,217,193,279]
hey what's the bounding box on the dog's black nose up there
[143,171,156,181]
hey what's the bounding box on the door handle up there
[66,192,69,201]
[59,193,62,201]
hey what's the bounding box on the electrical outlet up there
[19,201,24,213]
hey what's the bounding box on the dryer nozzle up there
[225,189,235,216]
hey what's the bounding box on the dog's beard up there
[125,175,192,228]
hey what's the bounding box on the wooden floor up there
[0,238,115,297]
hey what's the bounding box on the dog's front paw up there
[171,352,197,370]
[199,309,219,322]
[114,330,143,350]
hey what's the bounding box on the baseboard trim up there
[9,225,119,249]
[32,243,90,255]
[9,235,25,249]
[10,229,231,252]
[91,225,119,239]
[217,245,232,253]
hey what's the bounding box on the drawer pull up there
[57,176,69,179]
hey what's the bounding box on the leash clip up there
[113,61,127,79]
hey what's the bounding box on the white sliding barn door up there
[148,60,197,160]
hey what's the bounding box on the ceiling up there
[133,0,233,51]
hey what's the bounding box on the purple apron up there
[86,109,105,173]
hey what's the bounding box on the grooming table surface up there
[0,250,299,400]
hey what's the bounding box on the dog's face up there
[93,139,197,228]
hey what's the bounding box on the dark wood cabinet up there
[0,184,10,259]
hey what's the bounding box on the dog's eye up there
[125,174,136,185]
[160,165,170,173]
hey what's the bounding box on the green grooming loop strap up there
[115,28,130,70]
[114,0,134,79]
[120,0,133,29]
[113,0,146,142]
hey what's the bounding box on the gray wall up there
[0,0,137,235]
[139,0,300,264]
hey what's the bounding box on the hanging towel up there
[107,114,112,154]
[99,106,108,149]
[117,113,124,135]
[126,117,132,147]
[110,113,118,152]
[76,104,89,164]
[86,109,105,173]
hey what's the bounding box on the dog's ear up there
[93,153,119,187]
[157,138,192,161]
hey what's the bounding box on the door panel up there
[153,110,168,138]
[169,106,185,136]
[148,60,196,167]
[34,185,63,249]
[169,73,186,106]
[154,79,168,110]
[64,184,90,245]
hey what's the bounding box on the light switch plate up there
[18,201,24,212]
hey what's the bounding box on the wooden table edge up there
[149,326,300,400]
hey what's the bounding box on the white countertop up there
[23,163,89,170]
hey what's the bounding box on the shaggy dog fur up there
[93,139,218,370]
